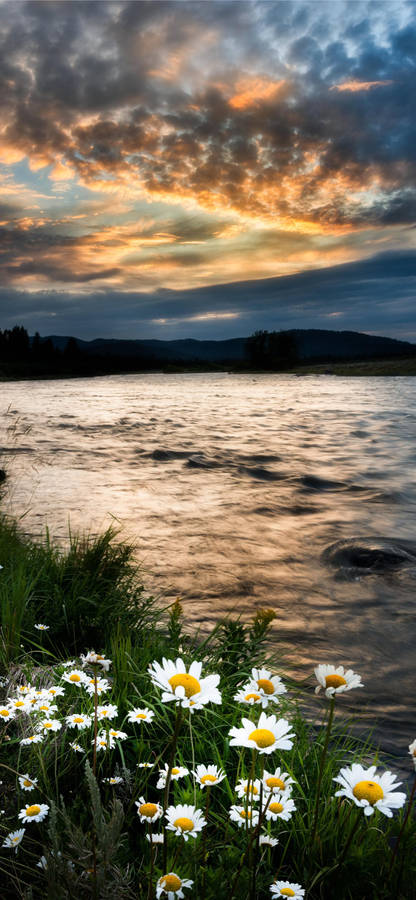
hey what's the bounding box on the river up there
[1,373,415,762]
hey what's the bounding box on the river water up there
[1,373,415,761]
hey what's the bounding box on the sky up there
[0,0,415,341]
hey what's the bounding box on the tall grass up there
[0,514,415,899]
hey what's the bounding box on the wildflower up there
[0,705,15,722]
[34,701,58,715]
[21,733,44,746]
[36,718,62,734]
[18,774,38,791]
[84,676,110,696]
[135,796,163,823]
[127,706,155,724]
[45,685,65,698]
[93,731,115,752]
[314,664,363,698]
[165,804,206,840]
[157,764,189,789]
[146,832,164,843]
[62,669,87,687]
[270,881,305,899]
[333,764,406,817]
[34,624,49,631]
[138,761,153,769]
[262,795,296,822]
[229,805,260,828]
[16,684,33,695]
[81,651,111,672]
[409,739,416,769]
[148,657,221,709]
[61,660,77,668]
[259,834,279,847]
[18,802,49,824]
[97,703,118,720]
[247,667,287,705]
[66,713,92,730]
[2,829,25,851]
[234,687,264,707]
[263,768,294,797]
[108,728,128,740]
[69,741,84,753]
[235,778,262,801]
[192,764,225,788]
[156,872,193,898]
[8,698,30,712]
[102,776,123,785]
[229,712,295,754]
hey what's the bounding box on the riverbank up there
[0,512,415,898]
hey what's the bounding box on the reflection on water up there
[1,373,416,759]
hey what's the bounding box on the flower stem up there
[162,706,183,872]
[388,774,416,876]
[310,696,335,848]
[201,786,211,900]
[336,810,361,867]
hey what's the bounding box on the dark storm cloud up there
[0,1,415,227]
[1,250,415,341]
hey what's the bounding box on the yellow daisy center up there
[15,701,25,707]
[353,780,384,805]
[249,728,275,748]
[44,722,53,728]
[171,767,180,775]
[135,713,146,719]
[101,710,108,716]
[49,689,57,695]
[162,875,182,891]
[23,779,33,787]
[245,693,261,702]
[39,705,49,711]
[239,809,251,818]
[26,805,41,817]
[257,678,275,694]
[266,776,286,790]
[0,709,10,716]
[200,774,217,784]
[269,801,284,814]
[243,783,259,795]
[69,674,81,682]
[12,836,21,843]
[74,717,84,724]
[169,673,201,698]
[173,816,194,832]
[139,803,158,817]
[280,890,296,897]
[325,674,347,689]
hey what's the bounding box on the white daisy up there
[165,804,206,840]
[18,774,38,791]
[7,698,31,712]
[263,768,295,797]
[102,776,123,785]
[69,741,84,753]
[409,739,416,769]
[262,795,296,822]
[81,651,111,671]
[21,733,44,746]
[138,762,153,769]
[146,833,164,844]
[157,764,189,790]
[234,686,264,707]
[83,676,110,696]
[2,829,25,851]
[45,685,65,699]
[270,880,305,899]
[36,718,62,734]
[259,834,279,847]
[34,701,58,715]
[235,778,262,802]
[96,703,118,720]
[229,805,260,828]
[66,713,92,730]
[314,664,363,698]
[229,712,295,754]
[34,624,49,631]
[16,684,34,695]
[333,763,406,817]
[62,669,87,687]
[93,731,115,752]
[127,707,155,724]
[148,657,221,709]
[192,764,225,788]
[0,705,15,722]
[135,796,163,823]
[108,728,128,741]
[156,872,193,899]
[61,660,77,668]
[18,802,49,824]
[250,667,287,704]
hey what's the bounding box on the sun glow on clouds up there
[332,80,394,92]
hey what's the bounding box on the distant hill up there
[41,330,415,365]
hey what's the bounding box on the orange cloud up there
[229,77,286,109]
[331,80,394,92]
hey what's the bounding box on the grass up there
[0,513,415,899]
